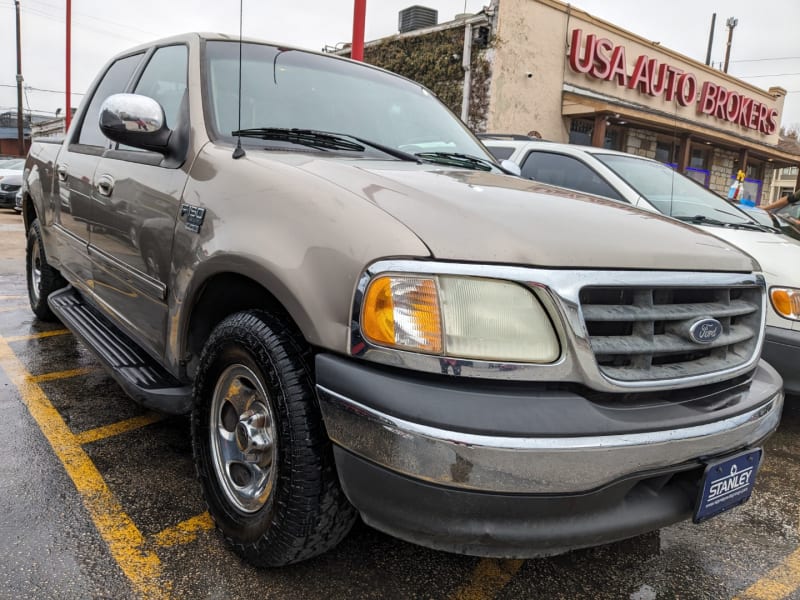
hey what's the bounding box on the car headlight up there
[360,274,559,362]
[770,287,800,320]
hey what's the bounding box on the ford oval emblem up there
[689,318,723,344]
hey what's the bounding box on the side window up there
[77,53,144,147]
[134,45,188,129]
[521,151,623,201]
[486,146,515,160]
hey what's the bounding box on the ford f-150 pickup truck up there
[21,33,783,567]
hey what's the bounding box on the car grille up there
[0,183,20,192]
[580,285,762,381]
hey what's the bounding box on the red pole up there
[65,0,71,131]
[352,0,366,61]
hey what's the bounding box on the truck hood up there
[268,155,753,271]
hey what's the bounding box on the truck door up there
[89,44,189,360]
[54,52,145,287]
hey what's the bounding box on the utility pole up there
[66,0,71,130]
[15,0,25,156]
[705,13,716,66]
[723,17,738,73]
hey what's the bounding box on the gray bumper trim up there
[317,363,783,494]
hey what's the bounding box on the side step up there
[48,286,193,415]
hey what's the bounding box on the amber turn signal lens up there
[361,276,443,353]
[362,276,396,346]
[770,288,800,320]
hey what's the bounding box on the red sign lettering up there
[607,46,627,86]
[677,73,697,107]
[569,29,594,74]
[649,60,669,96]
[567,29,779,135]
[591,38,614,79]
[628,55,651,94]
[699,81,717,115]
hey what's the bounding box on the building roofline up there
[354,11,490,51]
[538,0,780,101]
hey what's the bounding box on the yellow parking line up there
[0,295,25,300]
[0,304,29,313]
[736,550,800,600]
[28,366,97,384]
[449,559,525,600]
[5,329,70,342]
[0,336,170,599]
[75,413,165,446]
[151,512,214,548]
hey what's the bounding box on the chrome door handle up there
[56,165,68,182]
[96,175,115,197]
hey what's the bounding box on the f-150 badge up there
[180,204,207,233]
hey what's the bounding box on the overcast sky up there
[1,0,799,130]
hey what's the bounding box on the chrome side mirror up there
[99,93,171,153]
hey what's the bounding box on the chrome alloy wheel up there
[29,236,42,304]
[210,364,277,514]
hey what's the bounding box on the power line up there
[737,72,800,79]
[731,56,800,63]
[0,83,84,95]
[0,106,63,115]
[25,0,161,39]
[17,4,149,45]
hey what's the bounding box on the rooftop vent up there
[398,6,438,33]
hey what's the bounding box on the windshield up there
[595,153,756,225]
[204,41,492,161]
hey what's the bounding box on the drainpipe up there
[460,22,473,123]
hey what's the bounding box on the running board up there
[48,286,192,414]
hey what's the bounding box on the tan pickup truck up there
[21,33,783,566]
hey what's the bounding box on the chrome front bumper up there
[317,359,784,495]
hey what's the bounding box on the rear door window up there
[521,151,623,201]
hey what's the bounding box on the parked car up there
[0,172,22,209]
[482,135,800,395]
[14,188,22,213]
[0,158,24,178]
[21,34,782,566]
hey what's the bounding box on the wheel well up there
[185,273,304,372]
[22,192,35,231]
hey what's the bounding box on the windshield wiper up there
[675,215,730,227]
[233,127,366,152]
[231,127,421,163]
[727,221,775,232]
[414,151,509,173]
[675,215,771,232]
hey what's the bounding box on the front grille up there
[0,183,20,192]
[580,285,762,381]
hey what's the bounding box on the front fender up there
[165,143,431,375]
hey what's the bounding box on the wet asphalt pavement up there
[0,209,799,600]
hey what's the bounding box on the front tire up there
[192,310,356,567]
[26,218,66,321]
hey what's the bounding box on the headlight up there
[360,274,559,362]
[770,287,800,320]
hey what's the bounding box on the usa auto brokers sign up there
[568,29,779,135]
